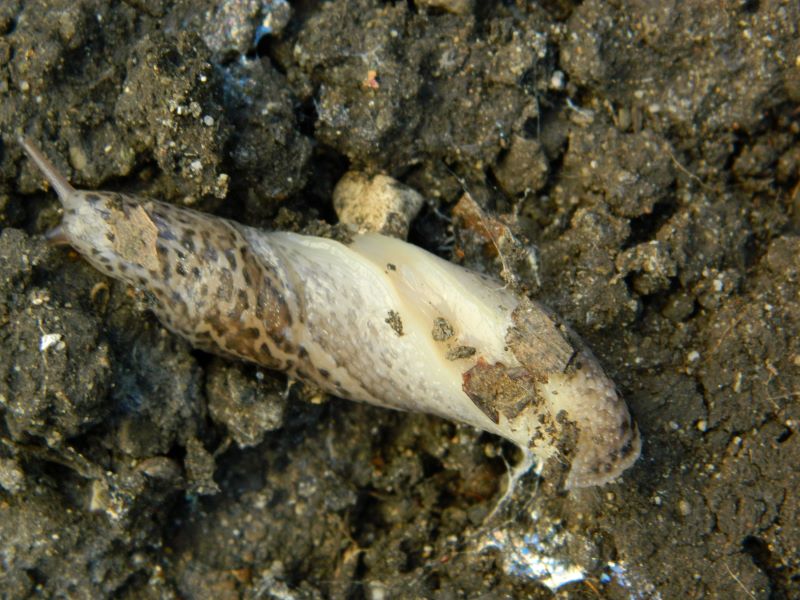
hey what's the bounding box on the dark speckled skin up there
[18,137,343,390]
[17,137,301,373]
[80,193,295,371]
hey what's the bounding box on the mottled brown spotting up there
[202,231,219,261]
[240,246,259,286]
[166,290,180,308]
[224,248,238,270]
[256,276,292,327]
[253,285,271,316]
[271,333,296,356]
[462,358,539,424]
[206,309,228,337]
[116,193,139,207]
[173,291,189,313]
[225,289,244,319]
[236,289,250,311]
[106,232,116,242]
[99,198,296,372]
[318,369,330,379]
[216,269,233,301]
[154,218,177,240]
[161,259,171,281]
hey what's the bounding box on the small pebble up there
[0,458,25,494]
[40,333,63,352]
[333,172,424,239]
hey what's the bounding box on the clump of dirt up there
[1,1,798,599]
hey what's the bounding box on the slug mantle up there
[19,137,640,490]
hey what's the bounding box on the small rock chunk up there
[334,172,424,239]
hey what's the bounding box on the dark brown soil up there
[1,1,798,598]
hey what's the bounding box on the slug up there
[18,137,640,490]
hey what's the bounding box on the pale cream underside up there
[247,230,548,448]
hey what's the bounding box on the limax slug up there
[19,137,640,490]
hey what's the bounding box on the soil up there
[1,1,799,598]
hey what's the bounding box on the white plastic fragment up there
[40,333,64,352]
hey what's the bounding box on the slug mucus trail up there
[19,138,640,491]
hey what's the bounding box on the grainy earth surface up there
[1,1,799,598]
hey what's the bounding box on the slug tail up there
[18,137,78,206]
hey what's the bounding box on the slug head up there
[18,137,159,278]
[19,138,296,372]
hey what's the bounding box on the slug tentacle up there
[19,137,76,203]
[19,139,641,491]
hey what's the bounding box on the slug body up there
[20,139,640,489]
